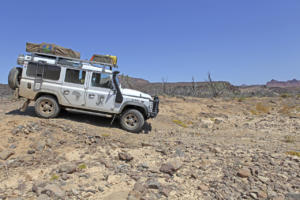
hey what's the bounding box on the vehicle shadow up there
[5,106,151,134]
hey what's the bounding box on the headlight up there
[149,101,154,111]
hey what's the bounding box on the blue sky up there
[0,0,299,85]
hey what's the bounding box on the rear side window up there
[91,72,112,88]
[65,69,86,85]
[26,62,61,80]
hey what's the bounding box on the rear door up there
[61,68,87,107]
[85,72,116,113]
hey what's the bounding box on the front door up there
[85,72,116,113]
[61,68,87,107]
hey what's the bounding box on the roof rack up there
[31,52,118,70]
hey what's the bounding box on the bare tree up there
[191,76,197,96]
[207,72,226,98]
[161,77,168,94]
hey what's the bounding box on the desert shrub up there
[78,164,87,170]
[50,174,59,181]
[255,103,270,114]
[283,135,296,143]
[280,93,292,98]
[173,119,188,128]
[286,151,300,157]
[278,105,294,115]
[250,109,259,115]
[237,97,246,102]
[101,133,110,137]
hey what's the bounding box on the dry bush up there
[278,105,295,115]
[283,135,296,143]
[237,97,247,102]
[173,119,188,128]
[78,164,87,170]
[280,93,292,98]
[50,174,59,181]
[286,151,300,157]
[251,102,271,114]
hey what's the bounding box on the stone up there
[133,182,146,194]
[61,173,69,180]
[214,119,222,124]
[27,150,35,154]
[98,186,104,192]
[9,144,17,149]
[159,160,182,175]
[41,184,65,199]
[250,192,258,199]
[175,148,185,157]
[37,194,51,200]
[127,191,142,200]
[237,168,251,178]
[34,141,46,151]
[197,184,209,191]
[286,193,300,200]
[118,152,133,162]
[0,150,14,160]
[103,191,128,200]
[145,178,161,190]
[257,190,268,199]
[58,163,77,174]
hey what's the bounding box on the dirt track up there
[0,95,299,200]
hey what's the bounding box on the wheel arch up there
[120,102,148,119]
[34,92,60,104]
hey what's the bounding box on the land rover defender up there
[8,48,159,133]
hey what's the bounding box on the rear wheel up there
[120,109,145,133]
[8,67,22,90]
[35,95,60,118]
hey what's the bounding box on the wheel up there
[35,95,60,118]
[120,109,145,133]
[8,67,22,90]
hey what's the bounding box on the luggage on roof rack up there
[26,42,80,59]
[90,54,117,65]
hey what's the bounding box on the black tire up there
[8,67,22,90]
[120,109,145,133]
[35,95,60,118]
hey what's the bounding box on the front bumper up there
[148,96,159,118]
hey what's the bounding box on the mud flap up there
[20,99,30,112]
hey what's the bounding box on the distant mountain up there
[266,79,300,88]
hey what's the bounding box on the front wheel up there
[120,109,145,133]
[35,95,60,118]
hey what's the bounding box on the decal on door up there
[96,95,105,105]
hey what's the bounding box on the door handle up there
[63,90,70,95]
[89,94,95,99]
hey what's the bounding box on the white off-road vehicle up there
[8,51,159,133]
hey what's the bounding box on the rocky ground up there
[0,93,299,200]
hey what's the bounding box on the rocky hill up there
[266,79,300,88]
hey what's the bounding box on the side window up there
[65,69,86,85]
[91,73,112,89]
[43,65,61,80]
[26,62,61,80]
[26,63,38,77]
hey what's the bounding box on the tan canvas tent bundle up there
[90,54,117,65]
[26,42,80,59]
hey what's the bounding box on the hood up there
[121,88,152,100]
